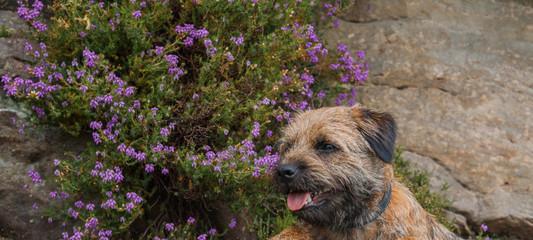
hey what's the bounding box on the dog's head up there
[274,106,396,230]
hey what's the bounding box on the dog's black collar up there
[353,182,393,228]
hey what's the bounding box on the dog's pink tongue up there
[287,192,310,211]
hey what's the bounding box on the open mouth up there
[287,190,332,211]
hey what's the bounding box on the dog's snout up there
[277,164,300,181]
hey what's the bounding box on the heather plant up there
[3,0,370,239]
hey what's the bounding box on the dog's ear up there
[352,106,397,163]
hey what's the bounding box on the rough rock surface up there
[0,8,85,240]
[0,10,30,78]
[0,106,86,240]
[326,0,533,238]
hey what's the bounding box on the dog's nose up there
[277,164,299,180]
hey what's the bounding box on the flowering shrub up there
[3,0,370,239]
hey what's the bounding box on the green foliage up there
[393,151,454,230]
[0,25,11,38]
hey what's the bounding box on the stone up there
[339,0,408,23]
[0,106,86,239]
[0,1,19,11]
[0,8,85,238]
[0,10,30,78]
[444,209,472,237]
[326,0,533,239]
[0,11,27,33]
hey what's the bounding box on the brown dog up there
[271,106,460,240]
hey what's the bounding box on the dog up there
[271,106,460,240]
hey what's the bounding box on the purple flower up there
[164,223,175,232]
[225,52,234,61]
[135,152,146,162]
[261,98,271,105]
[27,169,42,184]
[300,72,314,85]
[206,151,216,161]
[92,132,102,144]
[49,191,57,199]
[203,39,217,57]
[357,50,365,59]
[252,167,260,177]
[85,217,99,229]
[481,223,488,232]
[208,228,217,236]
[154,46,164,55]
[126,192,143,204]
[100,198,117,209]
[61,192,71,199]
[251,121,260,138]
[82,48,98,68]
[187,216,196,225]
[32,20,47,32]
[183,37,194,47]
[124,86,135,96]
[337,43,348,53]
[151,107,159,116]
[191,28,209,39]
[68,208,79,219]
[90,121,103,130]
[160,127,170,137]
[99,167,123,183]
[175,24,194,34]
[117,144,129,154]
[197,234,207,240]
[74,200,84,209]
[132,10,142,19]
[85,203,95,211]
[124,202,135,213]
[323,3,337,16]
[32,106,45,118]
[266,130,273,137]
[165,54,179,66]
[230,34,244,46]
[133,100,141,109]
[161,168,169,175]
[98,229,112,239]
[228,217,237,229]
[33,65,45,78]
[144,163,154,173]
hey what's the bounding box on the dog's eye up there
[316,141,337,153]
[278,141,292,154]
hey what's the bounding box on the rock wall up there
[0,8,85,240]
[326,0,533,238]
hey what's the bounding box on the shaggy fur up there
[271,106,460,240]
